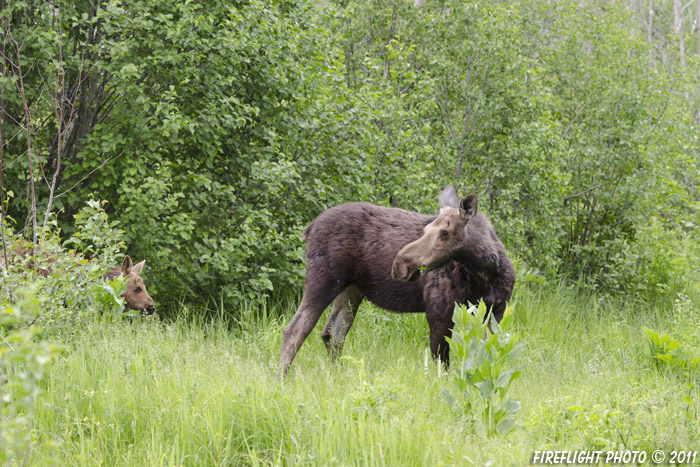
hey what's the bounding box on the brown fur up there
[105,256,156,316]
[0,244,56,277]
[278,186,515,376]
[1,245,155,315]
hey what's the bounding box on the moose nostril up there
[391,262,410,282]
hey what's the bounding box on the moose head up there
[391,187,478,282]
[119,255,156,316]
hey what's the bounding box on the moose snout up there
[391,258,418,282]
[140,303,156,317]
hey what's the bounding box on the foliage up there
[1,200,131,329]
[644,312,700,425]
[0,287,63,465]
[529,400,642,452]
[337,0,698,295]
[644,326,684,368]
[0,0,698,311]
[644,294,700,372]
[15,282,698,464]
[443,302,525,437]
[65,198,125,267]
[1,0,376,307]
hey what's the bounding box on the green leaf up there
[501,399,522,416]
[442,388,457,408]
[495,417,516,436]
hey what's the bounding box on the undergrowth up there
[18,277,700,466]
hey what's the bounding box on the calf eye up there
[440,230,449,238]
[134,286,142,293]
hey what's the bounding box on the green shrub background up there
[1,0,697,310]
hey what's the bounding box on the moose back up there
[278,186,515,376]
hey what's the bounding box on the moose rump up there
[278,186,515,376]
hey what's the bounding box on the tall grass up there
[30,280,700,465]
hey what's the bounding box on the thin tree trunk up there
[0,17,10,299]
[383,4,398,81]
[42,6,66,231]
[674,0,687,67]
[13,41,38,244]
[697,0,700,54]
[0,67,8,281]
[648,0,654,67]
[0,22,7,268]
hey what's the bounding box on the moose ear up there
[131,260,146,275]
[439,185,459,212]
[121,255,133,276]
[459,194,478,221]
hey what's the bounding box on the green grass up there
[29,280,700,466]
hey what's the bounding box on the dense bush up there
[1,200,130,330]
[0,288,63,465]
[1,0,697,310]
[337,0,699,294]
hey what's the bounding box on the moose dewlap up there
[278,186,515,376]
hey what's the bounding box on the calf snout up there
[140,303,156,317]
[140,295,156,316]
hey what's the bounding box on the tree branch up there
[54,151,125,199]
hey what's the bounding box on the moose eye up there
[440,230,449,239]
[134,286,142,294]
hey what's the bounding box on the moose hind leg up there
[321,285,363,360]
[278,279,346,377]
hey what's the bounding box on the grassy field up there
[27,280,700,466]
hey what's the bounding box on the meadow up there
[25,278,700,466]
[2,0,700,465]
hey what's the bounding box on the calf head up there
[120,255,156,316]
[391,186,478,282]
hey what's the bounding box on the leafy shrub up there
[65,198,125,268]
[2,0,697,308]
[631,219,700,298]
[1,200,132,331]
[0,287,64,465]
[442,302,525,437]
[644,325,700,425]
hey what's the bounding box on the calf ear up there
[459,194,478,221]
[439,185,459,212]
[131,260,146,275]
[121,255,133,276]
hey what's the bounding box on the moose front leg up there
[484,253,515,325]
[426,314,453,367]
[423,268,465,368]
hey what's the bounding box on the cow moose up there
[278,186,515,376]
[1,245,155,316]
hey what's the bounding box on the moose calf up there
[1,245,155,316]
